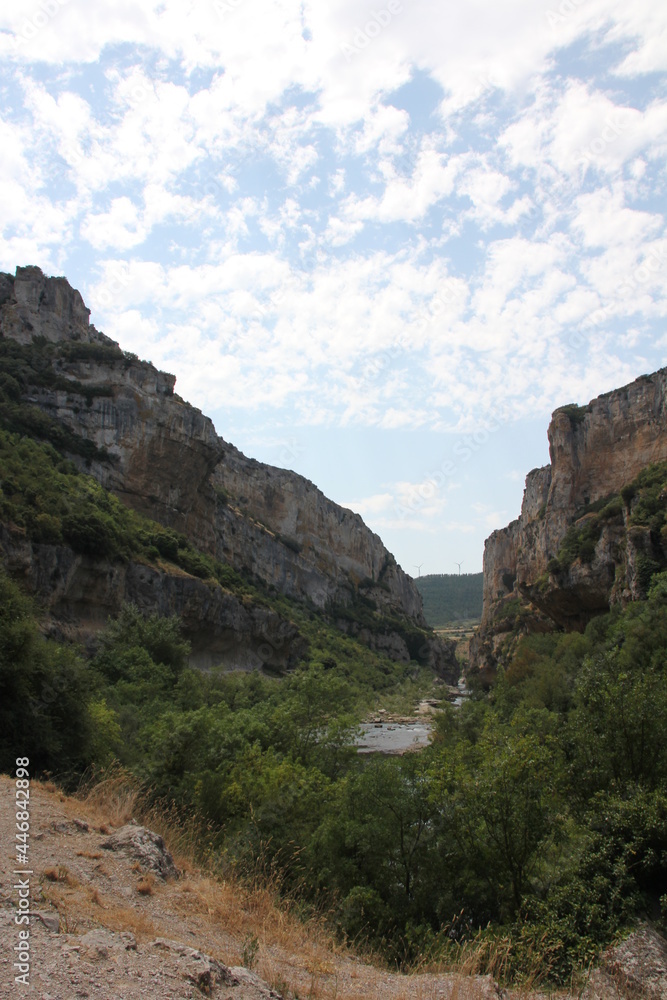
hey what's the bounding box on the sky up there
[0,1,665,576]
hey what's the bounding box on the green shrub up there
[59,341,124,363]
[555,403,588,426]
[62,506,123,559]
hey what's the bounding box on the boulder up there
[100,824,178,879]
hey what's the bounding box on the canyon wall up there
[471,369,667,674]
[0,266,454,676]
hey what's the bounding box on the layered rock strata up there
[471,369,667,674]
[0,266,454,676]
[0,523,306,672]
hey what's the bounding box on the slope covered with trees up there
[415,572,483,625]
[2,540,666,986]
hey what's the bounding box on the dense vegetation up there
[1,387,666,986]
[0,427,254,588]
[415,572,483,625]
[2,547,666,984]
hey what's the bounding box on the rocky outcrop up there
[0,265,91,344]
[582,924,667,1000]
[0,266,453,673]
[470,370,667,675]
[0,523,306,671]
[101,825,179,879]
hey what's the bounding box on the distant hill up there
[415,572,483,625]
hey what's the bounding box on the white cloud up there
[0,0,665,462]
[81,196,146,250]
[571,186,661,249]
[338,147,460,225]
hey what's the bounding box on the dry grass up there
[97,905,160,940]
[89,887,104,907]
[76,768,139,827]
[421,929,557,994]
[76,766,213,876]
[35,769,551,1000]
[41,865,79,887]
[43,876,160,942]
[136,874,156,896]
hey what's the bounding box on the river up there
[355,679,470,754]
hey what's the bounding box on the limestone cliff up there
[0,266,454,676]
[470,369,667,675]
[0,522,305,672]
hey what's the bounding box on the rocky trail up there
[1,776,666,1000]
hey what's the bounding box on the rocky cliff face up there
[471,369,667,674]
[0,524,305,672]
[0,266,453,675]
[212,445,423,618]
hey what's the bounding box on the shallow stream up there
[355,721,432,754]
[355,679,470,754]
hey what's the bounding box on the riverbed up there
[355,679,470,754]
[355,720,432,754]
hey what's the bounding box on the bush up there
[59,341,124,363]
[94,604,190,682]
[62,506,123,559]
[555,403,588,426]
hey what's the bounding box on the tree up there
[569,572,667,796]
[94,604,190,683]
[0,570,95,776]
[431,724,561,920]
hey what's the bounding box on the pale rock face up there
[0,265,91,344]
[0,266,455,674]
[471,369,667,672]
[212,444,425,617]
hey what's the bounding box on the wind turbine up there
[454,560,464,576]
[414,563,424,577]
